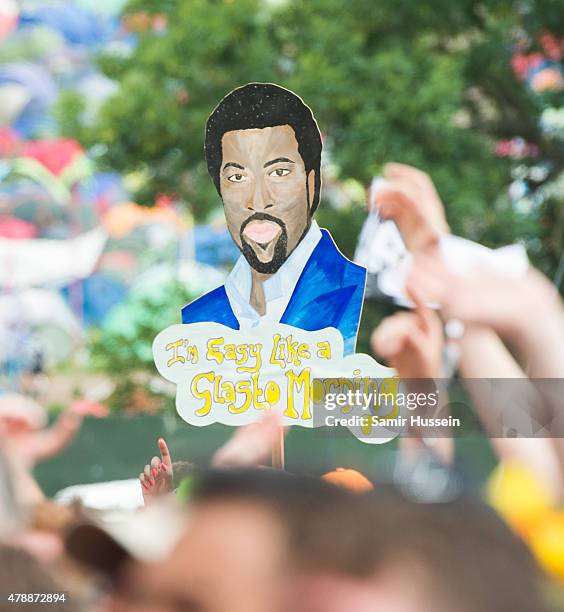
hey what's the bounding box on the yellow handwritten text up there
[270,334,311,369]
[166,339,198,367]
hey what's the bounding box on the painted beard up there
[239,212,289,274]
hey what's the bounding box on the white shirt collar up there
[224,220,322,327]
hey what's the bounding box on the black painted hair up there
[205,83,322,213]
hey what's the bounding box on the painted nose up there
[247,180,274,211]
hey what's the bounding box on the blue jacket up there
[181,229,366,355]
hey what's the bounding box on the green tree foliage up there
[59,0,563,275]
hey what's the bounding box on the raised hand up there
[372,162,449,251]
[139,438,174,504]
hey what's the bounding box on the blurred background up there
[0,0,562,512]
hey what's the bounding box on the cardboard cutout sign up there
[153,83,398,443]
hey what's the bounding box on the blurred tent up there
[21,138,83,176]
[0,61,56,103]
[8,151,92,205]
[7,183,67,220]
[0,125,19,156]
[102,202,182,238]
[6,157,70,204]
[0,227,107,288]
[0,61,57,135]
[61,271,128,326]
[0,183,72,241]
[0,24,65,63]
[193,223,239,267]
[0,82,31,126]
[0,215,37,238]
[80,172,127,216]
[0,0,18,41]
[18,4,104,47]
[0,288,82,338]
[75,0,129,18]
[0,291,82,367]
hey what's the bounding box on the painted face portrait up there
[205,84,322,275]
[220,125,315,274]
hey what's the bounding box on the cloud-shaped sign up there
[153,322,400,444]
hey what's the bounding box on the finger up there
[143,464,154,485]
[406,275,444,312]
[158,438,172,469]
[405,284,432,333]
[417,302,443,336]
[150,456,161,478]
[384,163,434,197]
[407,279,444,336]
[372,313,416,346]
[383,163,428,202]
[373,332,408,359]
[377,181,419,210]
[384,162,421,178]
[371,314,418,357]
[139,473,149,490]
[377,194,413,224]
[384,163,448,229]
[403,324,432,353]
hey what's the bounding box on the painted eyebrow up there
[263,157,295,168]
[222,162,245,171]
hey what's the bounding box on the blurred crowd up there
[1,1,563,609]
[1,163,563,611]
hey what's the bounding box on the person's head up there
[108,469,348,612]
[205,83,322,274]
[291,487,548,612]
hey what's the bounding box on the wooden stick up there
[271,426,285,470]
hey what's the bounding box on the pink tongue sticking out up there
[243,221,281,244]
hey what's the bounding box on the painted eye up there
[269,168,291,177]
[227,173,246,183]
